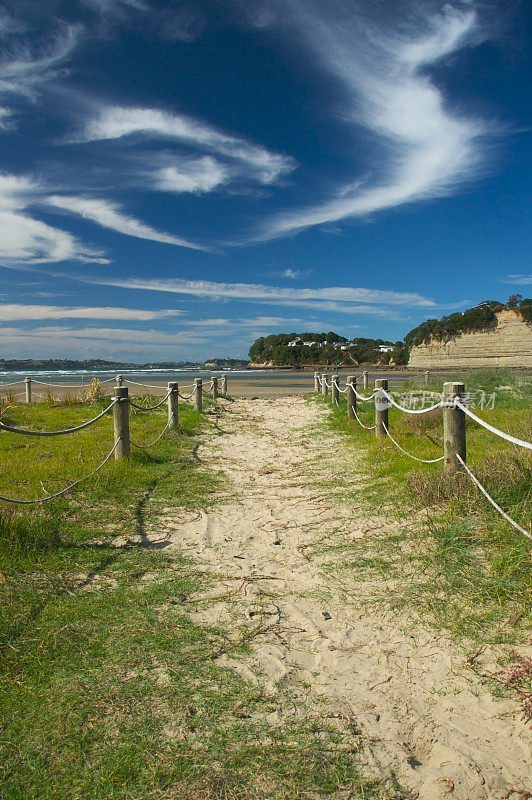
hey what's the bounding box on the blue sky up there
[1,0,531,361]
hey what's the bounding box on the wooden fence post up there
[113,386,130,460]
[211,377,219,400]
[116,374,123,387]
[363,370,369,391]
[194,378,202,412]
[346,376,356,418]
[168,382,179,431]
[443,382,466,475]
[374,378,389,439]
[221,374,227,395]
[424,370,430,387]
[314,371,320,392]
[331,374,339,405]
[25,377,32,404]
[321,373,329,396]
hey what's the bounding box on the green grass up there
[0,394,392,800]
[311,370,532,645]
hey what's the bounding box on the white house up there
[287,339,301,347]
[378,345,394,353]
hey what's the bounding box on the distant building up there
[287,339,301,347]
[378,345,394,353]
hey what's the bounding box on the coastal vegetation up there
[248,296,532,369]
[249,332,395,366]
[0,392,384,800]
[0,357,246,373]
[403,295,532,350]
[314,370,532,712]
[312,370,532,721]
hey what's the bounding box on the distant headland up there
[0,357,250,372]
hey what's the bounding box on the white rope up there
[0,379,27,386]
[130,419,171,449]
[381,389,444,415]
[27,381,84,389]
[352,386,377,402]
[122,379,168,392]
[0,399,118,437]
[324,378,332,388]
[382,423,444,463]
[0,438,121,505]
[178,385,198,400]
[456,454,532,541]
[351,404,376,430]
[336,385,348,393]
[129,389,172,411]
[454,400,532,451]
[31,379,114,389]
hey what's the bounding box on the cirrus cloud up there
[255,0,493,239]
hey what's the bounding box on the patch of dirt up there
[150,397,532,800]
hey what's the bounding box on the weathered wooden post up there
[363,370,369,391]
[346,376,356,419]
[116,374,123,387]
[211,376,219,400]
[331,374,339,405]
[374,378,389,439]
[314,371,320,392]
[321,373,329,396]
[424,370,430,387]
[221,374,227,395]
[443,382,466,475]
[167,382,179,431]
[113,386,130,460]
[25,377,32,404]
[194,378,202,412]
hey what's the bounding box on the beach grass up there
[0,393,388,800]
[311,369,532,646]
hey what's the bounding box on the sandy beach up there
[1,369,430,401]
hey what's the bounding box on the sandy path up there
[157,397,531,799]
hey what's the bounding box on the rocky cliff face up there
[408,310,532,368]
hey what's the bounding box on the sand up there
[141,395,532,798]
[32,391,528,795]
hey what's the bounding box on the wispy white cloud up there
[78,105,296,185]
[46,195,206,250]
[74,274,436,306]
[504,275,532,285]
[268,299,405,318]
[0,325,209,361]
[0,24,79,102]
[0,303,184,321]
[0,174,107,265]
[154,157,228,194]
[256,1,492,239]
[0,106,12,128]
[269,268,313,280]
[180,315,307,328]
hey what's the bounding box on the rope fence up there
[0,438,121,505]
[314,371,532,541]
[0,373,229,505]
[2,367,529,541]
